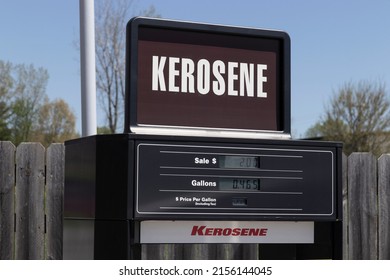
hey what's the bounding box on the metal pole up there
[79,0,97,136]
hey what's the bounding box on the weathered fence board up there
[45,144,65,260]
[2,141,390,260]
[182,244,215,259]
[142,244,181,260]
[378,155,390,259]
[0,142,15,260]
[142,243,258,260]
[15,143,46,260]
[347,153,378,259]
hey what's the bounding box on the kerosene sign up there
[64,17,342,259]
[125,17,291,138]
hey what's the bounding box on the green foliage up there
[7,64,48,145]
[35,98,79,146]
[0,61,13,139]
[305,81,390,155]
[0,60,77,146]
[97,126,113,134]
[0,118,11,140]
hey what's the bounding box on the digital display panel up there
[219,178,261,191]
[136,141,340,220]
[219,156,260,169]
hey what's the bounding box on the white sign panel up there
[140,220,314,244]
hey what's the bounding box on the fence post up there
[216,244,258,259]
[45,144,65,260]
[0,142,16,260]
[182,244,216,259]
[15,143,46,260]
[378,154,390,259]
[347,153,378,259]
[142,244,182,259]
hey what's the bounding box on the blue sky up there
[1,0,389,137]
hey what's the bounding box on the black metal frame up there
[124,17,291,137]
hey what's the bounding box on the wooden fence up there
[345,153,390,260]
[0,141,390,259]
[0,142,64,260]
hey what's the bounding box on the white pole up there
[79,0,97,136]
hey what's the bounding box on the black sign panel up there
[125,17,291,138]
[136,141,338,220]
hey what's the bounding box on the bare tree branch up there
[94,0,160,133]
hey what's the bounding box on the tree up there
[0,60,78,145]
[97,126,112,134]
[34,98,78,146]
[305,81,390,155]
[7,64,48,145]
[0,61,13,139]
[94,0,160,133]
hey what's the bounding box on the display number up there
[232,179,260,190]
[219,178,260,191]
[219,155,260,169]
